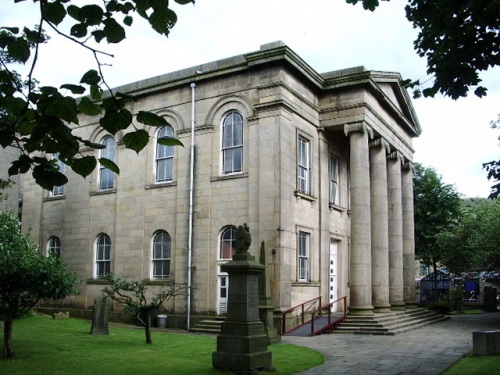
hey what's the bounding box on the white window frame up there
[297,136,311,195]
[155,126,174,183]
[99,136,115,190]
[221,111,243,175]
[51,154,66,197]
[47,236,61,258]
[95,234,111,278]
[298,231,310,282]
[329,154,340,205]
[151,230,171,279]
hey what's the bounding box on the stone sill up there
[294,191,317,203]
[90,189,117,196]
[211,172,249,182]
[291,282,320,287]
[145,182,177,189]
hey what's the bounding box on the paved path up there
[282,312,500,375]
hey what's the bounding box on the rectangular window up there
[297,136,310,194]
[298,231,310,282]
[329,155,339,205]
[51,154,65,197]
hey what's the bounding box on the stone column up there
[402,162,417,309]
[344,123,373,315]
[369,138,392,313]
[387,151,405,310]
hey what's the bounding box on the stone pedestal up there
[212,253,273,372]
[259,241,280,344]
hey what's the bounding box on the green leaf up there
[80,4,104,26]
[122,129,150,153]
[33,166,68,191]
[174,0,194,4]
[99,108,132,134]
[149,7,177,36]
[61,84,86,95]
[123,15,133,26]
[70,23,88,38]
[3,96,26,116]
[158,136,183,147]
[103,18,126,43]
[82,140,106,149]
[44,97,79,124]
[78,96,102,116]
[474,86,488,98]
[136,111,167,127]
[90,84,103,100]
[99,157,120,175]
[43,1,67,26]
[72,156,97,178]
[80,70,101,85]
[67,5,83,22]
[7,37,30,63]
[1,27,20,34]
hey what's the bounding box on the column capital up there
[402,161,415,173]
[369,138,391,153]
[344,122,374,139]
[387,150,404,164]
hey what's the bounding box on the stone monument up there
[212,224,273,373]
[90,294,110,335]
[258,241,280,344]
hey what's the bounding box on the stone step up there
[333,309,449,335]
[190,318,225,334]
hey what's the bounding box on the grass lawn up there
[1,314,323,374]
[442,352,500,375]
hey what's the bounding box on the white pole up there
[187,82,196,331]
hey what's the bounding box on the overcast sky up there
[2,0,499,198]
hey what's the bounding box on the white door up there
[329,240,338,311]
[218,273,229,314]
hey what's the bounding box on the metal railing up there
[281,295,348,336]
[309,296,347,336]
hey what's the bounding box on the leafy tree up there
[483,114,500,199]
[347,0,500,99]
[413,163,463,272]
[0,210,79,358]
[1,0,189,191]
[102,275,185,344]
[439,199,500,273]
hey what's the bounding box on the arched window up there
[99,136,115,190]
[221,111,243,174]
[48,236,61,258]
[96,234,111,278]
[155,125,174,183]
[51,153,66,196]
[152,231,171,278]
[219,226,237,260]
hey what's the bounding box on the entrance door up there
[329,240,338,311]
[218,273,229,314]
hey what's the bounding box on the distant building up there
[21,42,422,328]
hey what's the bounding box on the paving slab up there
[283,311,500,375]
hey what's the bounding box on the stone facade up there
[21,41,421,326]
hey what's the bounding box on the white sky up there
[2,0,499,198]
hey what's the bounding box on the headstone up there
[90,295,110,335]
[212,224,273,373]
[53,311,69,320]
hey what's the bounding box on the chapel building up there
[21,41,422,329]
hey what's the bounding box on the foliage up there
[413,163,463,271]
[426,301,451,315]
[0,210,79,357]
[101,274,185,344]
[1,315,324,374]
[347,0,500,99]
[439,199,500,272]
[483,114,500,199]
[1,1,188,191]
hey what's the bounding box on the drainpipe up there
[187,82,196,330]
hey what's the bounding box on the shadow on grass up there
[2,315,323,375]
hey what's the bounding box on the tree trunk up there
[3,312,15,358]
[144,309,152,344]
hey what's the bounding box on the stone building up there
[21,41,421,328]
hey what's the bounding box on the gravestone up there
[212,224,273,373]
[90,295,110,335]
[53,311,69,320]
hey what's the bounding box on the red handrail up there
[309,296,347,336]
[281,296,322,335]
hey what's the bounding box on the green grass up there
[442,352,500,375]
[2,315,323,374]
[450,309,487,315]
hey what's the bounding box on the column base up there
[390,301,406,311]
[404,302,419,310]
[348,305,374,316]
[373,304,393,313]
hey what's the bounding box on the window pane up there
[220,227,236,259]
